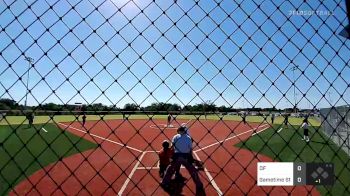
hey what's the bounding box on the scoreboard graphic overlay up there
[258,162,335,186]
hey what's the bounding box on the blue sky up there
[0,0,349,109]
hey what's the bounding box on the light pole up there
[203,100,211,119]
[24,56,34,107]
[328,91,333,107]
[313,100,317,111]
[290,65,299,113]
[285,99,289,113]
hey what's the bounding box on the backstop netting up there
[0,0,350,195]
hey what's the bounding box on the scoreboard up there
[257,162,334,186]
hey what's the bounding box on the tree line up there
[0,98,285,113]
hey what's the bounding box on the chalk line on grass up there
[118,152,146,196]
[277,128,283,133]
[41,127,48,133]
[58,122,142,153]
[251,126,270,136]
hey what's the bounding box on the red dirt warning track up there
[11,119,319,196]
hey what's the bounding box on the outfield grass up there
[0,114,321,126]
[236,125,350,195]
[0,123,97,195]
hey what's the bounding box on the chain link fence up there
[320,105,350,156]
[1,0,350,195]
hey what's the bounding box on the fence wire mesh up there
[0,0,350,195]
[321,106,350,156]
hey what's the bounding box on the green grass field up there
[0,114,321,126]
[236,125,350,195]
[0,123,97,195]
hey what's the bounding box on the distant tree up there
[109,105,120,111]
[41,103,61,111]
[218,105,231,112]
[0,98,18,109]
[193,104,201,111]
[284,108,295,113]
[92,103,105,111]
[182,105,193,111]
[195,102,216,112]
[253,107,262,112]
[168,103,181,111]
[262,107,276,112]
[157,102,167,111]
[123,103,139,111]
[62,104,76,111]
[0,99,297,115]
[144,102,181,111]
[81,104,87,111]
[144,103,158,111]
[0,103,11,110]
[229,108,238,112]
[85,105,94,111]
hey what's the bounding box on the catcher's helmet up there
[162,140,170,148]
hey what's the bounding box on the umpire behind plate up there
[160,126,205,196]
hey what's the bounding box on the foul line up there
[57,122,142,153]
[41,127,48,133]
[194,124,269,152]
[251,126,270,136]
[185,119,192,125]
[144,150,159,153]
[277,128,283,133]
[136,166,159,170]
[193,152,223,196]
[149,124,178,130]
[118,152,146,196]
